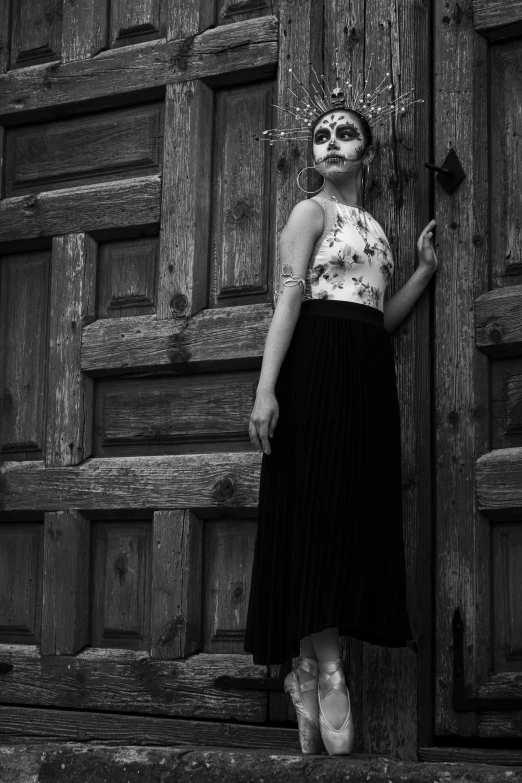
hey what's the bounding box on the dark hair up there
[313,108,373,150]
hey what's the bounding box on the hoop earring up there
[296,166,325,195]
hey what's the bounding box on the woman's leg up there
[311,627,350,731]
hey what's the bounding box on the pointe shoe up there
[284,656,325,754]
[317,658,354,756]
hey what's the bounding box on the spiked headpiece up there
[260,50,424,145]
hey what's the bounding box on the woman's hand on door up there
[417,219,438,273]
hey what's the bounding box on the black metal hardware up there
[425,148,466,194]
[453,608,522,711]
[214,675,285,691]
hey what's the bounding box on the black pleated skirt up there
[243,299,415,665]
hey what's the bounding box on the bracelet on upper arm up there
[281,263,305,291]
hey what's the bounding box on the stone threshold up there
[1,742,522,782]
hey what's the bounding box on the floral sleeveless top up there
[302,195,395,312]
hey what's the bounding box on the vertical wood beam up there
[267,0,322,722]
[0,0,9,75]
[151,509,203,659]
[434,0,490,737]
[46,233,96,467]
[42,511,91,656]
[270,0,323,308]
[325,0,432,758]
[167,0,215,41]
[157,81,213,319]
[61,0,108,62]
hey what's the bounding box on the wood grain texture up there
[61,0,108,62]
[81,304,273,375]
[490,41,522,287]
[0,175,160,243]
[41,511,90,656]
[434,0,490,737]
[420,746,522,766]
[0,17,278,124]
[109,0,166,49]
[0,0,9,76]
[0,252,50,461]
[10,0,61,69]
[167,0,214,40]
[4,102,164,197]
[474,0,522,37]
[323,0,431,757]
[0,645,267,722]
[92,521,151,651]
[158,80,213,319]
[94,372,257,456]
[203,518,257,654]
[476,447,522,519]
[151,510,203,659]
[46,233,96,467]
[0,453,261,512]
[0,704,300,751]
[0,523,43,644]
[476,285,522,357]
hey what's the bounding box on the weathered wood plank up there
[10,0,61,69]
[0,646,267,722]
[81,304,272,376]
[0,0,9,75]
[0,175,160,244]
[0,523,43,645]
[420,746,522,766]
[92,521,151,651]
[46,234,96,467]
[41,512,90,656]
[151,510,203,659]
[0,17,278,124]
[354,0,431,758]
[478,711,522,738]
[264,0,322,728]
[158,80,213,319]
[476,447,522,520]
[0,453,261,512]
[167,0,214,41]
[475,285,522,357]
[473,0,522,39]
[0,252,50,461]
[434,0,490,737]
[0,704,300,751]
[61,0,107,62]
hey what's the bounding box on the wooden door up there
[0,0,297,749]
[434,0,522,742]
[0,0,432,760]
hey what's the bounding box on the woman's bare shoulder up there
[283,198,324,235]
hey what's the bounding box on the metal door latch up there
[425,148,466,194]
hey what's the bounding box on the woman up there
[244,78,437,756]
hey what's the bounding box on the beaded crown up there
[260,50,424,145]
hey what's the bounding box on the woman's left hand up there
[417,219,438,273]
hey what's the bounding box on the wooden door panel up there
[211,82,274,307]
[97,236,159,319]
[0,252,50,461]
[10,0,62,69]
[109,0,167,49]
[203,518,257,654]
[92,521,152,651]
[435,0,522,738]
[0,523,43,644]
[492,523,522,672]
[4,102,164,196]
[94,372,258,456]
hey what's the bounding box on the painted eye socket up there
[314,132,329,143]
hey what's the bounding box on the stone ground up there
[0,743,521,783]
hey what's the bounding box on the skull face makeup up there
[313,110,368,181]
